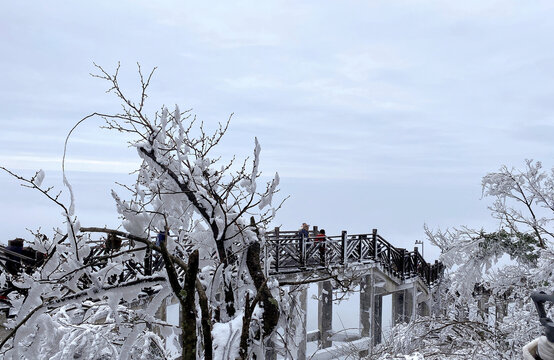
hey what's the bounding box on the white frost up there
[212,312,244,360]
[35,169,45,187]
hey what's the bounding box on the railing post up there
[264,240,269,278]
[341,231,347,264]
[426,263,431,285]
[372,229,378,260]
[274,227,280,273]
[301,233,306,268]
[144,246,152,276]
[313,226,319,267]
[387,244,391,270]
[358,235,363,262]
[413,246,419,277]
[401,249,407,280]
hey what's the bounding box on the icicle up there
[35,169,45,187]
[62,174,75,217]
[259,172,280,209]
[159,107,168,143]
[240,137,261,194]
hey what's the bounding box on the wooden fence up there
[266,228,442,286]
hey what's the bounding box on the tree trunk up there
[182,250,199,360]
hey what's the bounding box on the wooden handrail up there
[267,228,442,286]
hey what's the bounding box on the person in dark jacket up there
[297,223,309,239]
[5,238,24,275]
[297,223,310,261]
[315,229,327,265]
[156,231,167,247]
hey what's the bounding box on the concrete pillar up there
[373,295,382,345]
[411,284,417,321]
[359,274,373,356]
[393,289,414,325]
[359,275,372,337]
[298,286,308,360]
[154,296,167,337]
[392,290,405,326]
[418,301,430,316]
[289,286,309,360]
[458,303,469,321]
[264,337,277,360]
[495,298,508,324]
[318,280,333,348]
[477,294,489,323]
[156,297,167,322]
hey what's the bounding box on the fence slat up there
[341,231,347,265]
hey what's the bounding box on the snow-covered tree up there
[0,64,285,359]
[370,160,554,359]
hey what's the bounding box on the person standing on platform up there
[297,223,310,262]
[297,223,309,239]
[316,229,327,265]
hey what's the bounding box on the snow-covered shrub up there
[367,160,554,359]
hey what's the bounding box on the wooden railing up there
[266,228,443,286]
[0,228,443,290]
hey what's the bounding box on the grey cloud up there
[3,1,554,184]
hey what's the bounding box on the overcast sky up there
[2,1,554,262]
